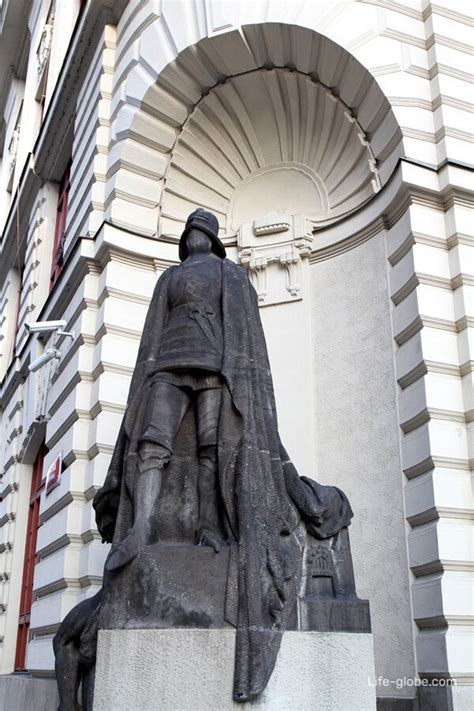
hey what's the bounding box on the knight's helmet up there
[179,208,226,261]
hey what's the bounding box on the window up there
[15,445,46,671]
[50,162,71,288]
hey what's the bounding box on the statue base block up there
[300,596,371,632]
[98,543,234,630]
[93,629,376,710]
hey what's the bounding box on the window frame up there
[15,444,46,671]
[50,162,71,289]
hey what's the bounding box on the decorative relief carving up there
[280,250,302,298]
[7,125,20,184]
[37,22,53,77]
[239,251,268,302]
[36,4,54,98]
[6,102,23,192]
[254,215,291,236]
[238,212,312,306]
[306,545,335,579]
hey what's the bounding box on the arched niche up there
[118,22,404,248]
[160,68,381,238]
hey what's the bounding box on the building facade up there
[0,0,473,708]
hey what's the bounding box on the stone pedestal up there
[93,629,376,711]
[98,543,234,630]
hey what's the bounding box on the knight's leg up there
[132,443,169,543]
[196,444,222,552]
[195,387,223,552]
[106,447,172,572]
[106,382,190,571]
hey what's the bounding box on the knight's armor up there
[155,258,223,373]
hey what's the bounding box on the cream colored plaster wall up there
[310,230,417,700]
[385,172,474,695]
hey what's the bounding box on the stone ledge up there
[0,675,58,711]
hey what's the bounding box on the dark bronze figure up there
[101,211,227,570]
[54,209,367,709]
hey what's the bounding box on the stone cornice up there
[411,559,474,577]
[310,159,473,263]
[425,4,474,26]
[0,0,33,140]
[408,507,474,528]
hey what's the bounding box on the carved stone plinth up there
[294,527,371,634]
[93,629,377,711]
[98,543,235,631]
[301,598,371,633]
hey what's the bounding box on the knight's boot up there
[106,443,169,571]
[196,446,223,553]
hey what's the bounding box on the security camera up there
[25,320,74,340]
[29,348,61,373]
[25,320,67,334]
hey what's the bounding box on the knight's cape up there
[94,258,353,700]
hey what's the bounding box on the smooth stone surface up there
[94,629,377,711]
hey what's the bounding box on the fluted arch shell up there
[125,23,403,241]
[160,68,381,237]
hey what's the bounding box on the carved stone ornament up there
[36,5,54,99]
[238,212,313,305]
[36,22,53,77]
[37,22,53,77]
[7,126,20,180]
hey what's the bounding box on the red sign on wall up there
[45,452,62,495]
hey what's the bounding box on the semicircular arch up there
[118,20,404,244]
